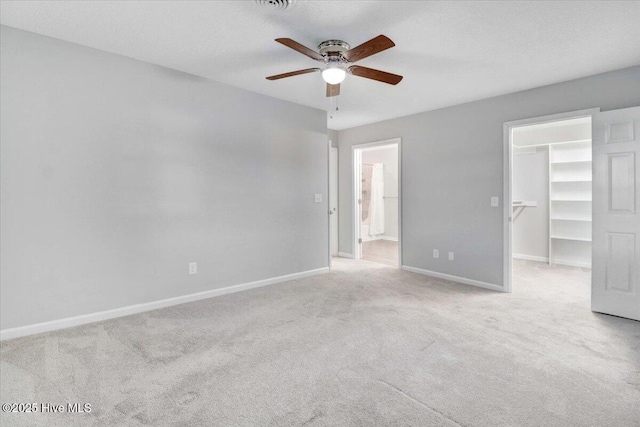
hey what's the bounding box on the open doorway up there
[353,139,400,267]
[505,110,595,298]
[505,107,639,321]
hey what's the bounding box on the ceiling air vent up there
[255,0,296,11]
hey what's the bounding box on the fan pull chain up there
[329,95,339,119]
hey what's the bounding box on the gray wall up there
[0,26,328,329]
[328,129,339,148]
[513,146,549,260]
[338,66,640,287]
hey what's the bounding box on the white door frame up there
[327,140,333,269]
[352,138,402,267]
[329,146,339,260]
[503,108,600,292]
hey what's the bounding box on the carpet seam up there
[377,379,467,427]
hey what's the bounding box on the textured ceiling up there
[2,1,640,130]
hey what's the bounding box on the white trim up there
[338,252,354,259]
[402,265,505,293]
[503,122,512,293]
[513,253,549,263]
[513,254,591,269]
[329,145,338,264]
[503,108,600,293]
[0,267,329,341]
[352,138,402,267]
[353,146,361,259]
[360,235,398,242]
[553,259,592,269]
[327,140,332,270]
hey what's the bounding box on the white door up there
[354,149,363,259]
[592,106,640,321]
[330,147,339,256]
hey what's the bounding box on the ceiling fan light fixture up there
[266,35,402,96]
[322,66,346,85]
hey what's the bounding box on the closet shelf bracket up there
[512,201,537,220]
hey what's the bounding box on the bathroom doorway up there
[353,139,401,267]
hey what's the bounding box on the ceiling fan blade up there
[342,35,395,63]
[326,83,340,97]
[349,65,403,85]
[266,68,321,80]
[275,38,324,61]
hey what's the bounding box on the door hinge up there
[358,199,362,205]
[358,238,362,244]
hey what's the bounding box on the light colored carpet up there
[362,240,398,266]
[1,259,639,426]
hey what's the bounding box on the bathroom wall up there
[361,145,399,240]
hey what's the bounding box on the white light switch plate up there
[491,196,499,207]
[448,252,454,261]
[314,194,322,203]
[433,249,439,259]
[189,262,197,275]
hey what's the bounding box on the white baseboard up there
[361,236,398,242]
[553,259,591,269]
[513,254,591,269]
[0,267,329,341]
[401,265,505,293]
[513,253,549,263]
[338,252,354,259]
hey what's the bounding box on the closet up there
[512,117,592,268]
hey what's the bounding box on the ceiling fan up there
[266,35,403,97]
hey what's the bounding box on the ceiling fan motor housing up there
[318,40,351,59]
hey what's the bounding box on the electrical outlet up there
[189,262,197,275]
[448,252,454,261]
[314,194,322,203]
[491,196,499,207]
[433,249,439,259]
